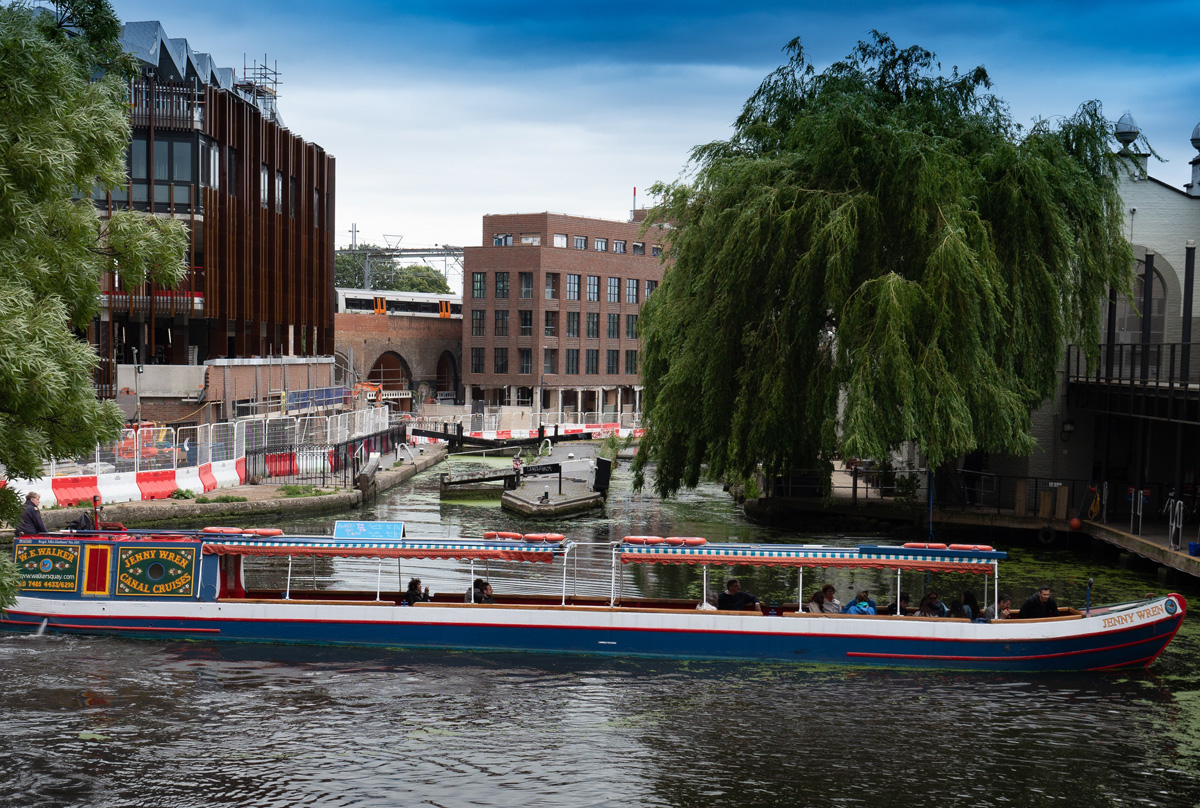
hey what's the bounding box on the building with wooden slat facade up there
[90,21,335,401]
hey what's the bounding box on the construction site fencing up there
[243,425,406,488]
[4,408,393,508]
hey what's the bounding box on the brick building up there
[461,212,667,417]
[91,22,335,414]
[334,289,462,412]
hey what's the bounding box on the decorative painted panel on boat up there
[116,547,197,597]
[14,544,80,592]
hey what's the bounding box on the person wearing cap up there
[842,590,877,615]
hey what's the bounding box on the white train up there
[335,288,462,318]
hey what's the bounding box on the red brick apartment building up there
[461,212,667,417]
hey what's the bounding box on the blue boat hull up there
[1,600,1184,672]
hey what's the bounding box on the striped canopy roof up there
[619,543,1004,573]
[202,538,564,563]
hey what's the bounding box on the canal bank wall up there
[1,445,448,536]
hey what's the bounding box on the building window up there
[566,311,579,338]
[275,170,283,213]
[520,233,540,245]
[173,141,192,182]
[131,138,147,180]
[519,272,533,298]
[227,146,238,195]
[544,348,558,374]
[586,312,599,339]
[586,275,599,302]
[594,238,607,252]
[606,349,619,374]
[574,236,587,250]
[585,349,599,374]
[493,233,513,246]
[545,273,559,300]
[495,272,510,299]
[471,309,485,336]
[646,279,658,297]
[472,272,486,299]
[626,314,638,340]
[608,277,619,303]
[519,348,532,374]
[289,176,296,218]
[626,278,639,304]
[566,274,580,301]
[544,311,558,337]
[494,348,509,374]
[652,244,663,257]
[260,163,269,208]
[471,347,484,374]
[625,350,638,374]
[614,240,626,254]
[554,233,568,248]
[494,310,509,337]
[632,242,645,255]
[607,313,619,339]
[519,309,533,337]
[566,349,579,374]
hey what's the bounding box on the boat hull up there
[1,594,1185,672]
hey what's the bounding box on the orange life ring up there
[249,528,284,537]
[902,542,948,550]
[948,544,993,552]
[201,526,243,534]
[666,536,705,546]
[484,531,523,540]
[523,533,565,543]
[683,537,708,546]
[623,535,663,545]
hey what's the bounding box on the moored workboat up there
[1,527,1185,672]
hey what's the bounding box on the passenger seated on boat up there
[1018,586,1059,619]
[881,593,910,616]
[952,591,982,621]
[916,591,948,617]
[816,584,841,613]
[465,578,496,604]
[982,594,1012,620]
[716,579,760,611]
[842,590,876,615]
[406,578,431,606]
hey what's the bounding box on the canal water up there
[3,456,1200,807]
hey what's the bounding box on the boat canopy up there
[618,543,1005,574]
[202,537,565,563]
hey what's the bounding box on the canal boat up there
[1,527,1186,672]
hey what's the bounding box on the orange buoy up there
[1069,517,1083,531]
[623,535,664,545]
[683,537,708,546]
[523,533,565,543]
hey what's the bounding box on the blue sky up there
[110,1,1200,250]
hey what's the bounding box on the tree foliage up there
[633,32,1139,497]
[0,1,188,525]
[335,245,452,294]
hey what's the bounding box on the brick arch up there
[367,351,412,391]
[436,350,458,393]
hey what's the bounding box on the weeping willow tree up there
[632,33,1140,497]
[0,0,188,536]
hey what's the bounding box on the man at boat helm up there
[717,579,760,611]
[1018,586,1059,619]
